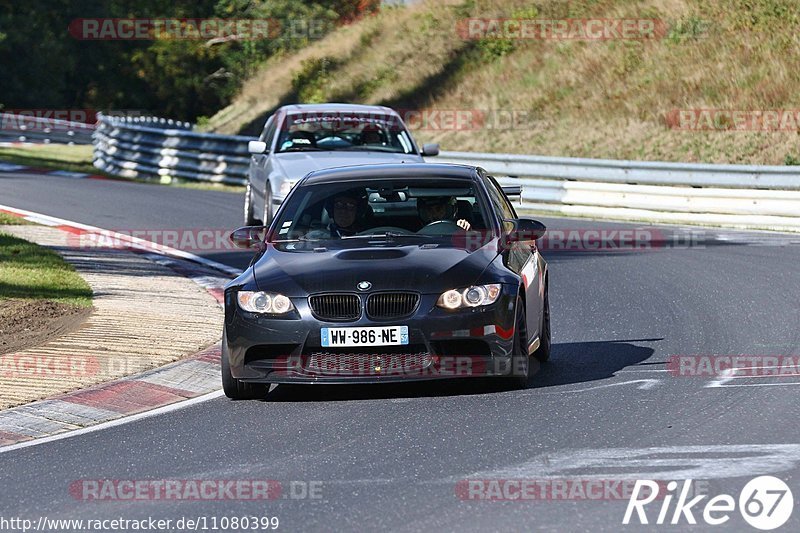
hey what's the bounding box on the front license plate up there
[321,326,409,347]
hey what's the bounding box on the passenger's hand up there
[456,219,471,231]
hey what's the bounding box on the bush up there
[292,57,339,103]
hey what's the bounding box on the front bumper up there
[224,288,519,384]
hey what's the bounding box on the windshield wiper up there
[336,146,404,153]
[341,232,432,240]
[280,146,323,152]
[271,237,321,243]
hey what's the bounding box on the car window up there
[482,175,516,232]
[488,175,518,218]
[259,115,277,146]
[275,113,416,154]
[271,178,491,248]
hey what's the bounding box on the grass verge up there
[0,231,93,307]
[0,144,97,174]
[0,213,31,225]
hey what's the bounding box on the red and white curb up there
[0,205,243,450]
[0,346,223,450]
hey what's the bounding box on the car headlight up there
[237,291,295,314]
[279,180,297,196]
[437,284,501,310]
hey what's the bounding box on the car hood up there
[253,242,499,296]
[273,151,423,180]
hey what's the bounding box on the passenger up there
[359,124,385,146]
[417,196,471,231]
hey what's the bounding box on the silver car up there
[244,103,439,225]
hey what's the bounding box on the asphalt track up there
[2,171,800,531]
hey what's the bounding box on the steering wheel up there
[356,226,414,236]
[417,220,462,236]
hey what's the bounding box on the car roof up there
[301,163,481,185]
[278,103,397,115]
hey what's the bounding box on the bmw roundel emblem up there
[357,281,372,291]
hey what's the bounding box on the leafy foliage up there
[0,0,379,120]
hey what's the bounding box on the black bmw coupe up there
[222,163,550,399]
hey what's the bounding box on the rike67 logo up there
[623,476,793,530]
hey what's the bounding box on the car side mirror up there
[505,218,546,242]
[230,226,267,249]
[248,140,268,154]
[421,143,439,156]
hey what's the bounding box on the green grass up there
[0,213,30,225]
[0,232,93,307]
[0,144,244,193]
[0,144,98,174]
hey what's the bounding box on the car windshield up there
[275,113,416,154]
[270,177,493,249]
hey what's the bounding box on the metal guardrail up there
[432,151,800,231]
[434,151,800,190]
[90,113,800,232]
[0,113,95,144]
[93,113,250,184]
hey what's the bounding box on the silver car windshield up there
[276,113,416,154]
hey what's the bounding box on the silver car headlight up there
[437,284,502,310]
[237,291,295,314]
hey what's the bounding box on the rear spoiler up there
[501,185,522,198]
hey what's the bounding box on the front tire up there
[262,188,274,226]
[505,296,531,388]
[244,182,261,226]
[532,282,551,363]
[221,332,268,400]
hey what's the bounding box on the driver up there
[417,196,471,231]
[359,124,385,146]
[307,189,369,238]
